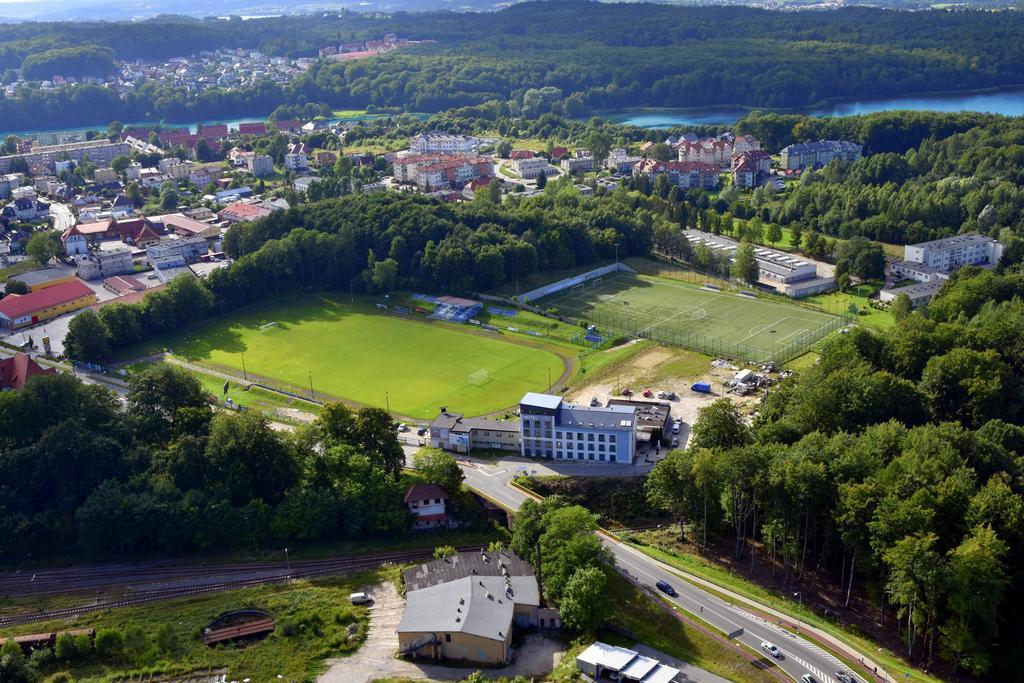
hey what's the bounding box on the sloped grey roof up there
[403,549,536,592]
[398,575,513,642]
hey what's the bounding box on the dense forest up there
[646,267,1024,679]
[0,362,482,558]
[4,2,1024,130]
[19,45,117,81]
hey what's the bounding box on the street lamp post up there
[241,353,248,381]
[385,391,391,414]
[284,547,291,576]
[793,591,802,632]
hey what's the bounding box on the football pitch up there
[156,294,567,420]
[539,272,842,362]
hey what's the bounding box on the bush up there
[93,629,123,660]
[73,634,92,659]
[28,647,55,669]
[276,619,298,638]
[54,633,76,661]
[45,673,73,683]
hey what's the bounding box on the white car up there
[760,641,781,658]
[397,423,408,432]
[801,674,820,683]
[349,592,373,604]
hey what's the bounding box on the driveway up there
[319,582,565,683]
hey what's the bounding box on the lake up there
[604,88,1024,128]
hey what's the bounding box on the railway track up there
[0,545,481,628]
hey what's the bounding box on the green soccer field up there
[156,294,567,420]
[539,272,842,362]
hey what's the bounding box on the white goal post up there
[468,369,489,386]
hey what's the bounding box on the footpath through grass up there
[0,572,382,683]
[625,534,944,683]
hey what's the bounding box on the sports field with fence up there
[539,271,844,362]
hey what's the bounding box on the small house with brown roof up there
[404,483,449,530]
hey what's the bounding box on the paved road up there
[456,456,881,683]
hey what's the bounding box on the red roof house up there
[510,150,535,160]
[237,122,268,136]
[0,352,56,390]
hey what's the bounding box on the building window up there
[556,431,562,439]
[445,633,451,643]
[588,433,595,441]
[435,498,441,504]
[598,434,605,442]
[588,443,595,451]
[577,432,583,440]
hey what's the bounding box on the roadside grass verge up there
[602,567,778,683]
[625,534,944,683]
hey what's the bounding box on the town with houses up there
[3,112,999,354]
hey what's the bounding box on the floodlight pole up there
[308,371,314,401]
[547,367,551,391]
[385,391,391,415]
[241,353,248,381]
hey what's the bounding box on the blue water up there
[605,88,1024,128]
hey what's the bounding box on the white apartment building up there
[75,246,134,281]
[512,156,550,179]
[409,131,482,155]
[519,392,636,464]
[898,234,1003,277]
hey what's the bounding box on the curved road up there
[457,457,886,683]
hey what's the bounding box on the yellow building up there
[0,280,96,330]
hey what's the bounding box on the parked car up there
[835,672,854,683]
[801,675,820,683]
[397,423,408,432]
[671,437,679,447]
[349,592,373,605]
[621,388,633,396]
[591,396,600,406]
[656,390,666,399]
[416,426,428,436]
[642,388,653,398]
[760,642,781,658]
[655,580,677,597]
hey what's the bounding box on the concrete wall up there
[398,630,509,665]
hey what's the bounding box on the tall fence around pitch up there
[579,308,849,364]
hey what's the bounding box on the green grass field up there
[539,272,841,362]
[138,294,567,420]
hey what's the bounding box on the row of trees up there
[645,267,1024,677]
[0,364,474,558]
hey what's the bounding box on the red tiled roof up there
[404,483,447,503]
[510,150,535,159]
[92,284,166,310]
[0,352,56,390]
[219,202,270,220]
[104,275,145,294]
[75,220,115,235]
[0,280,94,320]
